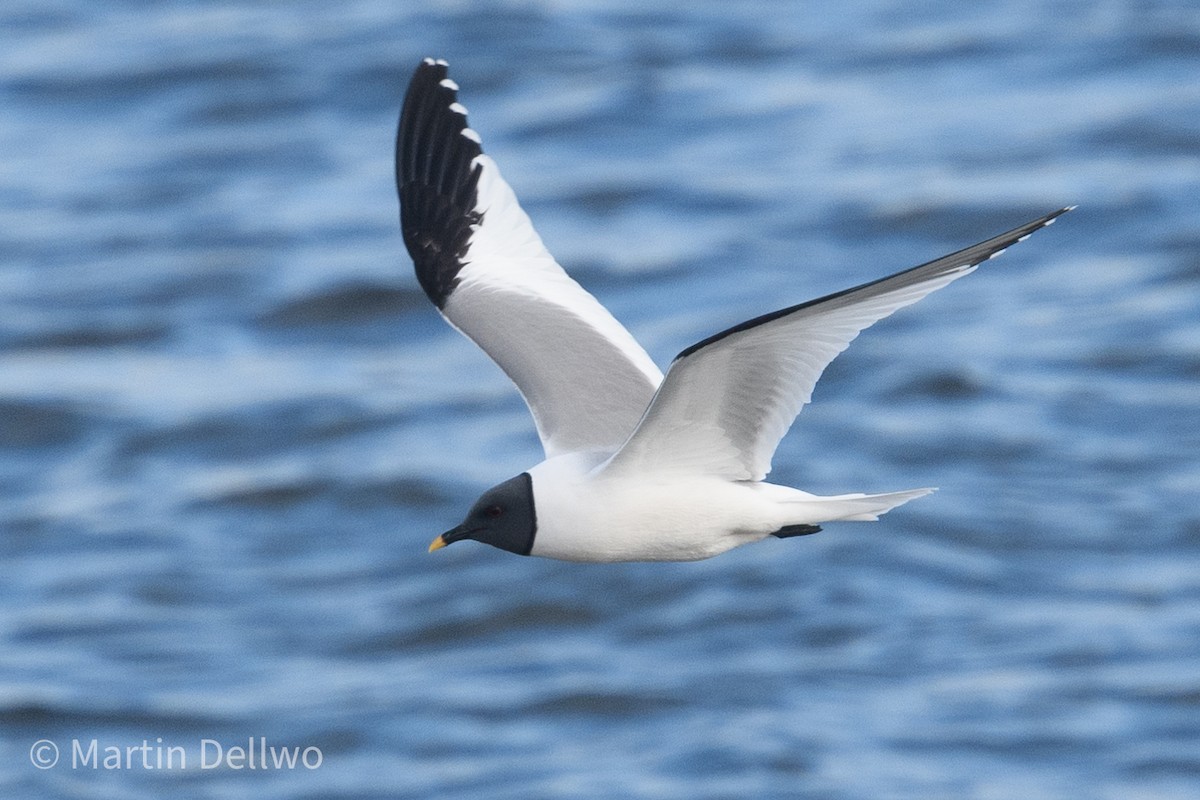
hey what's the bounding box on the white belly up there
[528,460,782,562]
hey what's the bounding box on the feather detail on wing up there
[396,59,662,459]
[605,207,1073,481]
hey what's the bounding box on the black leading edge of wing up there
[396,58,484,309]
[675,206,1073,361]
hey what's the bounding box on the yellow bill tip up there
[428,535,448,553]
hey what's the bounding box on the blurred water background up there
[2,1,1199,798]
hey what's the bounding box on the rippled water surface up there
[3,2,1199,798]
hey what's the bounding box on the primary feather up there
[605,208,1072,481]
[396,58,662,460]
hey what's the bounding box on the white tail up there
[784,487,935,523]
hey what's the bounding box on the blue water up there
[3,1,1199,798]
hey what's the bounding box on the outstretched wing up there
[604,208,1073,481]
[396,59,662,459]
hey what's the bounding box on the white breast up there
[527,456,780,562]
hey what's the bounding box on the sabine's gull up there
[396,58,1071,563]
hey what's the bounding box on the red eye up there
[484,505,503,519]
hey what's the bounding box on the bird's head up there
[429,472,537,556]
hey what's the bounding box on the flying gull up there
[396,58,1070,562]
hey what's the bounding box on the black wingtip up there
[396,59,487,308]
[964,205,1073,268]
[674,206,1073,362]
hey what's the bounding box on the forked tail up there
[786,487,935,523]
